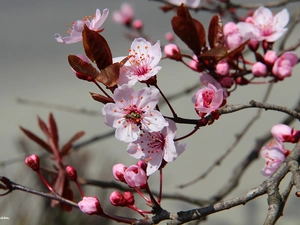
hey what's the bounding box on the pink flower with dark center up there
[127,119,186,175]
[54,8,109,44]
[102,85,168,143]
[114,38,162,86]
[271,124,300,143]
[193,83,224,115]
[260,140,289,176]
[112,3,134,25]
[237,6,289,42]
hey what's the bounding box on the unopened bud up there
[110,191,126,206]
[112,164,127,182]
[123,191,135,205]
[133,19,143,30]
[78,196,103,215]
[66,166,77,180]
[25,154,40,171]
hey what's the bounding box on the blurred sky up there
[0,0,300,225]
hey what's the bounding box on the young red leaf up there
[90,92,114,104]
[95,55,131,87]
[171,4,203,55]
[37,116,50,139]
[60,131,85,157]
[49,113,59,149]
[198,46,228,62]
[82,24,112,71]
[208,14,224,49]
[68,55,100,81]
[60,179,74,212]
[19,126,52,153]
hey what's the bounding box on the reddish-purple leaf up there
[37,116,50,139]
[19,126,52,153]
[60,131,85,157]
[82,25,112,71]
[171,4,203,55]
[95,55,131,87]
[208,14,224,49]
[90,92,114,104]
[193,19,206,51]
[60,179,74,212]
[68,55,100,81]
[49,113,59,149]
[198,46,228,62]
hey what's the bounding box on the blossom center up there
[202,90,214,107]
[124,105,143,124]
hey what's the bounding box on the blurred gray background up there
[0,0,299,224]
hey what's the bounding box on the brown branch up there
[17,98,101,116]
[220,100,300,119]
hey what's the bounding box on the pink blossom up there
[167,0,201,8]
[199,73,228,98]
[272,52,298,80]
[127,119,186,175]
[112,3,134,25]
[115,38,162,86]
[54,9,109,44]
[264,50,278,65]
[112,164,127,182]
[271,124,300,143]
[260,140,288,176]
[223,22,243,50]
[102,85,168,143]
[251,62,267,77]
[78,196,103,215]
[124,165,148,188]
[237,6,289,42]
[193,83,224,115]
[110,191,126,206]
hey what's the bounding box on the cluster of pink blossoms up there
[260,124,300,176]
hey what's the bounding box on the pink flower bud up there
[133,19,143,30]
[136,160,147,172]
[264,50,278,65]
[110,191,126,206]
[165,32,175,42]
[66,166,77,180]
[78,196,103,215]
[248,39,260,52]
[124,165,147,188]
[216,60,229,76]
[251,62,267,77]
[123,191,135,205]
[164,44,181,61]
[189,55,199,71]
[25,154,40,171]
[223,22,238,37]
[272,52,298,80]
[225,31,243,50]
[112,164,127,182]
[271,124,300,143]
[219,76,234,88]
